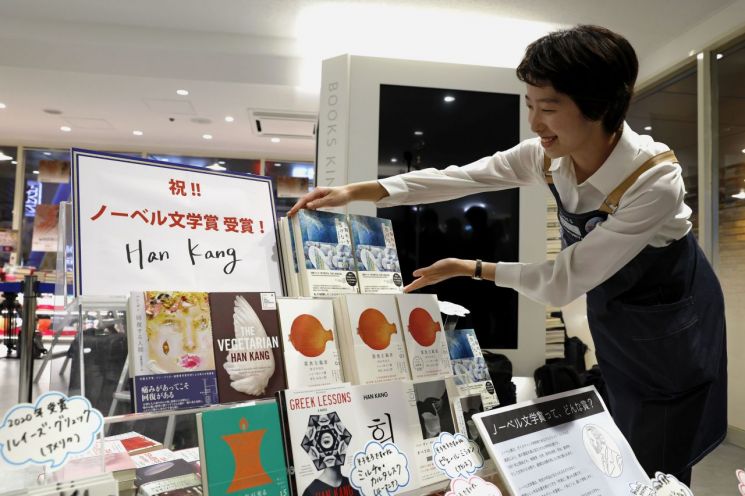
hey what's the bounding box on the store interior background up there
[1,1,745,493]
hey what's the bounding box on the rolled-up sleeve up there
[376,139,545,207]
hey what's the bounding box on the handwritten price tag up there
[629,472,694,496]
[432,432,484,479]
[445,476,502,496]
[350,441,411,496]
[0,392,103,469]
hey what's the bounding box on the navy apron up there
[544,151,727,476]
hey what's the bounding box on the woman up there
[289,25,727,484]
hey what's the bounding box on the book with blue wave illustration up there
[290,210,359,297]
[348,214,403,294]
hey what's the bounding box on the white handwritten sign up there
[72,149,283,296]
[0,392,103,469]
[629,472,694,495]
[737,469,745,496]
[445,475,502,496]
[433,432,484,479]
[350,441,411,496]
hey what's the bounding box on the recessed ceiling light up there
[741,148,745,154]
[443,95,455,103]
[696,53,704,60]
[0,102,6,109]
[271,137,281,143]
[176,89,189,96]
[218,160,225,165]
[206,163,226,171]
[32,170,39,175]
[732,189,745,200]
[43,152,52,156]
[60,126,72,132]
[644,126,652,131]
[225,116,235,123]
[0,153,12,161]
[391,158,398,163]
[414,131,423,136]
[716,53,723,60]
[132,130,143,136]
[202,134,213,140]
[11,160,17,164]
[274,163,282,167]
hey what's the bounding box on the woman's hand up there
[287,186,352,217]
[404,258,473,293]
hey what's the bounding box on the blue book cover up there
[133,371,219,412]
[348,214,403,294]
[444,328,490,385]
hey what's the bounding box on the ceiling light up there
[696,53,704,60]
[0,102,6,109]
[11,160,17,164]
[732,189,745,200]
[132,130,143,136]
[271,137,281,143]
[644,126,652,131]
[218,160,225,165]
[206,163,226,171]
[0,153,12,161]
[391,158,398,163]
[741,148,745,154]
[414,131,423,136]
[225,116,235,123]
[43,152,52,156]
[716,53,723,60]
[32,170,39,175]
[274,163,282,167]
[444,96,455,103]
[202,134,213,140]
[176,89,189,96]
[688,50,697,57]
[60,126,72,132]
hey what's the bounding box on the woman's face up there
[147,301,215,373]
[525,83,606,161]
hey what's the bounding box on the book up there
[209,292,287,403]
[197,401,290,496]
[279,216,300,297]
[410,378,457,486]
[290,210,359,297]
[348,214,403,294]
[277,297,344,389]
[444,328,491,386]
[333,294,411,384]
[107,431,164,456]
[394,294,452,380]
[127,292,220,411]
[135,459,201,496]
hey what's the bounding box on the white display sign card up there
[72,150,283,296]
[473,386,648,496]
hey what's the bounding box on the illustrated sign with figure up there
[72,149,283,296]
[473,387,649,496]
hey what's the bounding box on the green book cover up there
[199,401,289,496]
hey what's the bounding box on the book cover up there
[280,384,359,496]
[347,214,403,294]
[277,298,344,389]
[209,292,287,403]
[394,294,452,380]
[136,459,201,496]
[291,210,359,297]
[108,431,163,456]
[444,328,491,386]
[338,294,411,384]
[411,378,457,486]
[133,371,219,412]
[198,401,289,496]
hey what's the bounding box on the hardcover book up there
[348,214,403,294]
[135,459,201,496]
[277,297,344,389]
[290,210,359,297]
[394,294,452,380]
[333,294,411,385]
[209,292,287,403]
[197,401,290,496]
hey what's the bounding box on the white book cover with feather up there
[277,297,344,389]
[395,294,452,380]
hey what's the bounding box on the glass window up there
[0,145,18,267]
[146,154,261,176]
[263,161,315,216]
[627,67,699,235]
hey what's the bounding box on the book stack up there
[134,458,202,496]
[279,210,404,297]
[394,293,452,380]
[332,294,411,385]
[53,439,138,496]
[127,291,287,412]
[545,312,566,360]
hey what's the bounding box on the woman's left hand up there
[404,258,471,293]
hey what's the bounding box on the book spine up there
[195,412,209,496]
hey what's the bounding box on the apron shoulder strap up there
[543,154,553,184]
[599,150,678,214]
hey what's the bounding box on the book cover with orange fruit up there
[277,297,344,389]
[394,294,453,380]
[197,401,289,496]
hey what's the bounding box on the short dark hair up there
[516,25,638,134]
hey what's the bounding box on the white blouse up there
[376,122,692,307]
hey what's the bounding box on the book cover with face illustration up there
[208,292,287,404]
[394,294,452,380]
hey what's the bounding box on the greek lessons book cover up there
[197,401,289,496]
[208,292,287,404]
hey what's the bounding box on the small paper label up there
[0,392,104,469]
[350,441,411,496]
[445,475,502,496]
[629,472,694,495]
[432,432,484,479]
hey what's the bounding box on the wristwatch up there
[472,259,483,280]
